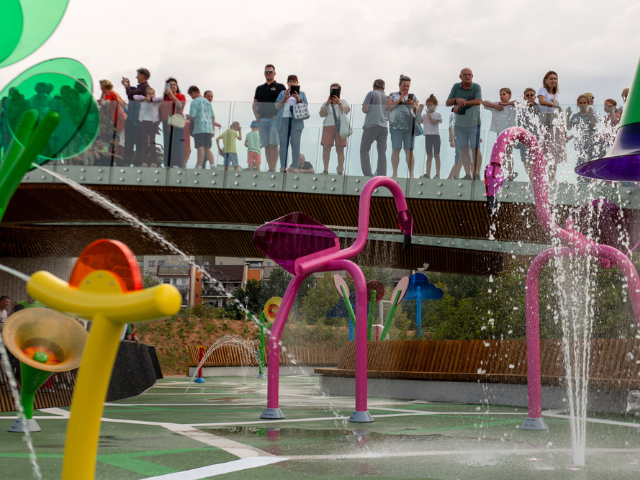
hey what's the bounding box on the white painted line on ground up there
[147,386,253,389]
[37,408,70,417]
[99,418,179,427]
[372,407,527,416]
[0,416,68,420]
[189,416,350,427]
[187,410,543,428]
[284,447,640,460]
[165,424,269,458]
[89,403,530,417]
[1,409,526,424]
[103,403,354,407]
[141,393,242,396]
[142,456,288,479]
[543,409,640,428]
[189,412,446,427]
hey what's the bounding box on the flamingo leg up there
[261,273,308,419]
[326,260,372,422]
[522,248,567,429]
[523,245,640,429]
[594,245,640,324]
[490,127,640,432]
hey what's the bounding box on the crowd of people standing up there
[0,64,629,180]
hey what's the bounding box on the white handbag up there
[292,103,310,120]
[331,104,352,139]
[339,110,353,139]
[167,114,186,129]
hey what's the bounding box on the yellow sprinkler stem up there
[24,269,181,480]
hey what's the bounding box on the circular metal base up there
[349,410,374,423]
[194,377,205,384]
[256,374,265,379]
[261,408,284,420]
[521,417,549,430]
[8,418,41,433]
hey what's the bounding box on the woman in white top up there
[417,94,442,179]
[319,83,350,174]
[537,70,566,182]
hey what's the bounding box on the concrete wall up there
[319,376,631,414]
[0,257,76,303]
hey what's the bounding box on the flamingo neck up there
[295,177,409,276]
[344,177,408,257]
[490,127,591,249]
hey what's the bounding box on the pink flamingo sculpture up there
[253,176,414,422]
[486,127,640,429]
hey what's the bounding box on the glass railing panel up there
[479,101,621,185]
[413,127,464,181]
[227,102,326,173]
[90,96,232,171]
[228,101,277,172]
[183,100,231,170]
[20,95,626,192]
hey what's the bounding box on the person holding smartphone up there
[160,77,186,168]
[274,75,308,173]
[385,74,419,178]
[319,83,350,174]
[121,68,151,166]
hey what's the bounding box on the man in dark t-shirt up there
[122,67,151,166]
[253,64,285,172]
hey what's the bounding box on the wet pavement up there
[1,375,640,479]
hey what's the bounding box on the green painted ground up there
[0,375,639,479]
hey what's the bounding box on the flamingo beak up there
[484,163,504,217]
[397,210,413,251]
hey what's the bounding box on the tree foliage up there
[302,273,342,325]
[233,279,263,315]
[259,267,314,317]
[193,258,639,342]
[143,273,161,289]
[408,258,639,341]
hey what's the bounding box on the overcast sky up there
[1,0,639,108]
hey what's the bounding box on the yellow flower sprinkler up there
[25,239,181,480]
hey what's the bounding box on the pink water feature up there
[486,127,640,433]
[253,176,413,422]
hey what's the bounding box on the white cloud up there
[0,0,636,110]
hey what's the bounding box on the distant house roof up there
[204,265,245,282]
[157,266,190,276]
[261,265,275,280]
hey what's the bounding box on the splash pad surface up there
[1,376,640,479]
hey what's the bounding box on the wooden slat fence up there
[315,339,640,392]
[0,364,78,413]
[186,344,341,373]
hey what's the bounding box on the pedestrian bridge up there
[1,164,637,275]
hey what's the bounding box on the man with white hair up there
[446,68,483,180]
